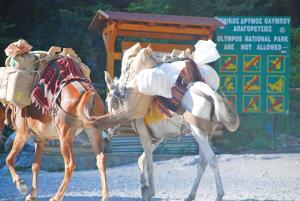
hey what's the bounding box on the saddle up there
[31,56,93,113]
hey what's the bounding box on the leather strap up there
[183,111,217,134]
[54,103,84,128]
[182,84,220,134]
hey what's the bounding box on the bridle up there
[106,84,126,114]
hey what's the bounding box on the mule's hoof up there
[184,195,195,201]
[49,197,57,201]
[16,180,28,196]
[141,186,154,201]
[25,194,36,201]
[101,195,109,201]
[216,193,224,201]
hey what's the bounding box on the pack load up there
[0,40,39,108]
[116,43,159,118]
[116,40,221,118]
[0,39,91,109]
[136,40,220,98]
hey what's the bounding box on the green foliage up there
[128,0,297,19]
[247,133,273,150]
[214,114,270,152]
[291,28,300,87]
[0,0,114,84]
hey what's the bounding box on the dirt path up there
[1,153,299,201]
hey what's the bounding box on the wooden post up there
[103,23,118,78]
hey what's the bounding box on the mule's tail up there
[213,91,239,132]
[77,91,130,129]
[190,82,239,132]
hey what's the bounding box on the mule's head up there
[105,71,128,135]
[104,71,126,114]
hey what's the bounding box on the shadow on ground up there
[3,197,287,201]
[225,200,286,201]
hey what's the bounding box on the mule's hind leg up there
[191,127,224,201]
[185,144,207,201]
[25,141,45,201]
[50,128,76,201]
[86,128,109,201]
[138,153,147,188]
[134,118,155,201]
[6,130,30,196]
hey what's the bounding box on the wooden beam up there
[102,23,116,35]
[121,41,193,53]
[118,23,210,35]
[105,23,118,77]
[113,52,122,60]
[117,30,204,41]
[102,33,108,52]
[208,27,216,39]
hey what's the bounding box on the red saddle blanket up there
[155,59,204,117]
[31,57,92,113]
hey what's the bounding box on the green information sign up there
[215,16,291,113]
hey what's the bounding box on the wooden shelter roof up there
[89,10,223,77]
[89,10,224,31]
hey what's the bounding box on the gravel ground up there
[0,153,300,201]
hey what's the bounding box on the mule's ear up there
[104,71,115,91]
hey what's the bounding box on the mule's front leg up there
[6,131,29,196]
[25,141,45,201]
[134,119,155,201]
[138,153,147,188]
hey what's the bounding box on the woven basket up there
[7,68,36,108]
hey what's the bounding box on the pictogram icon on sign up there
[267,76,284,93]
[220,75,237,93]
[220,55,237,72]
[243,95,260,112]
[267,95,284,113]
[268,55,285,73]
[243,75,261,92]
[243,55,261,72]
[226,95,237,108]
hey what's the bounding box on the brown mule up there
[3,81,119,201]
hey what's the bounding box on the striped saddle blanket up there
[155,59,205,117]
[31,57,92,113]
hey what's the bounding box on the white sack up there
[136,60,186,98]
[197,64,220,91]
[137,68,172,98]
[193,39,220,66]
